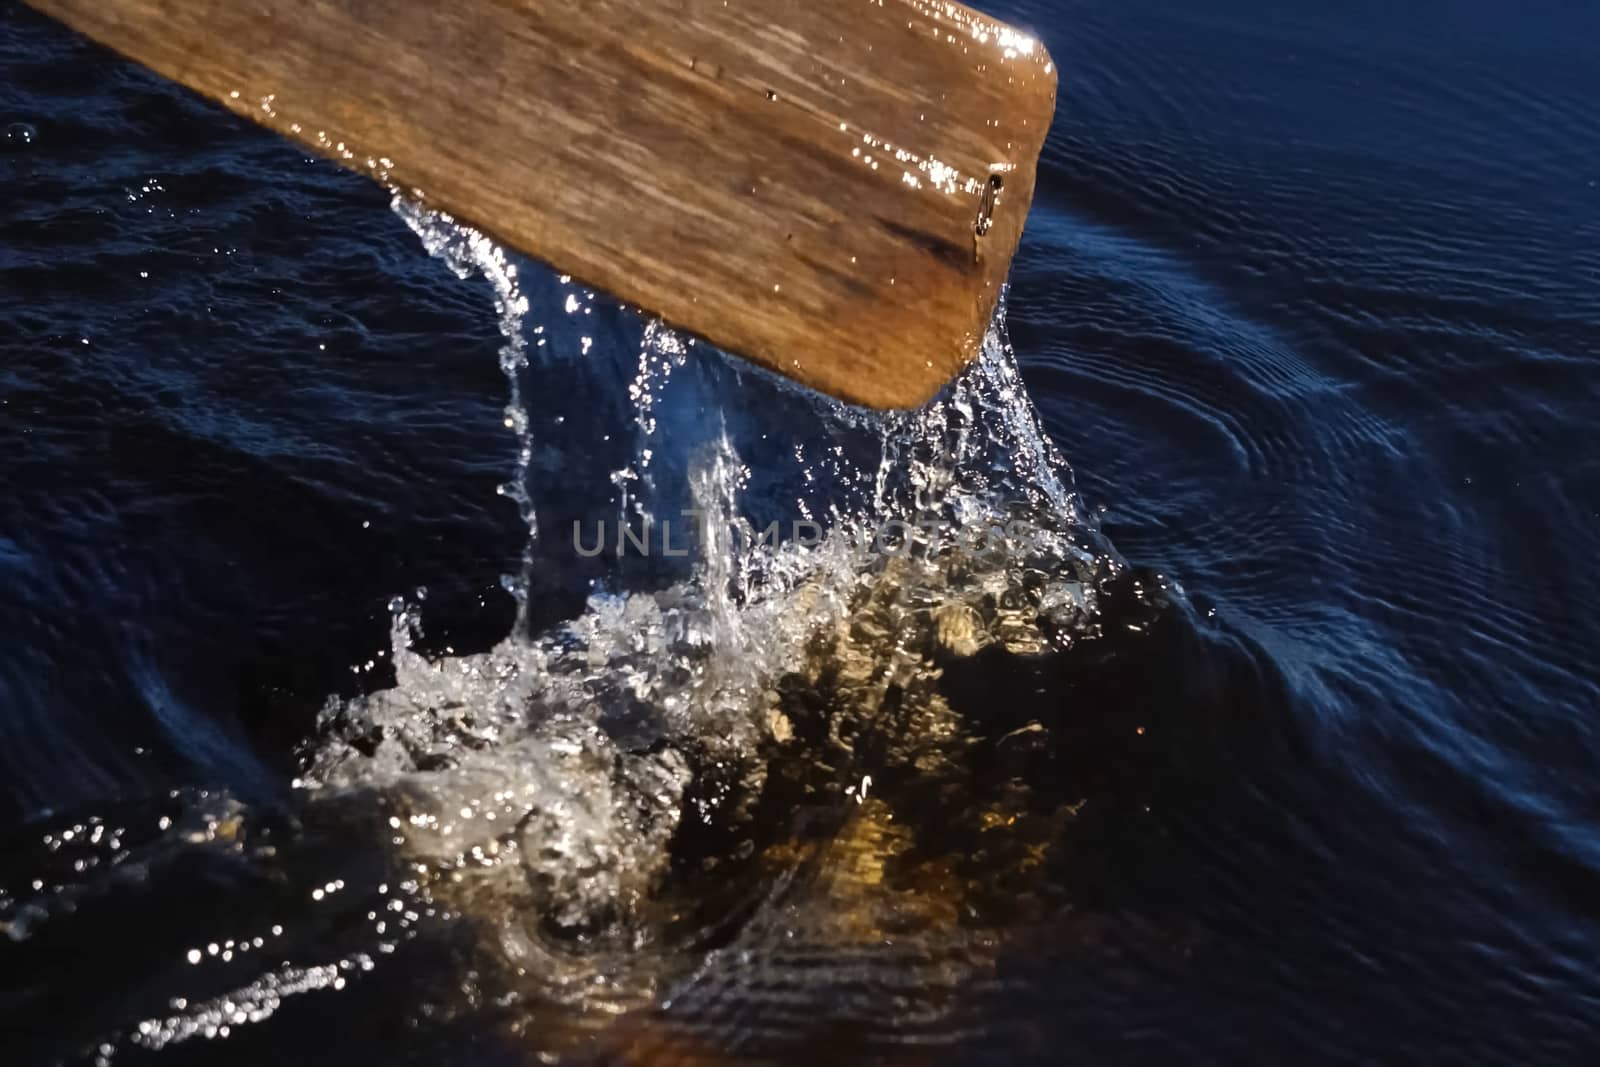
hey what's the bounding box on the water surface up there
[3,0,1599,1063]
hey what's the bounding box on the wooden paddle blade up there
[24,0,1056,409]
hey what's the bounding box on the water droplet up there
[4,122,37,150]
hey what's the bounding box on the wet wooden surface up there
[24,0,1056,408]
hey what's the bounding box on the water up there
[3,0,1599,1063]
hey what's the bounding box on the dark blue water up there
[4,0,1600,1062]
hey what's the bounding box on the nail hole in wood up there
[975,174,1003,237]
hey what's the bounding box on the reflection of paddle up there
[23,0,1055,409]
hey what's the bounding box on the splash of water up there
[0,205,1139,1063]
[297,201,1120,946]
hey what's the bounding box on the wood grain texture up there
[24,0,1056,409]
